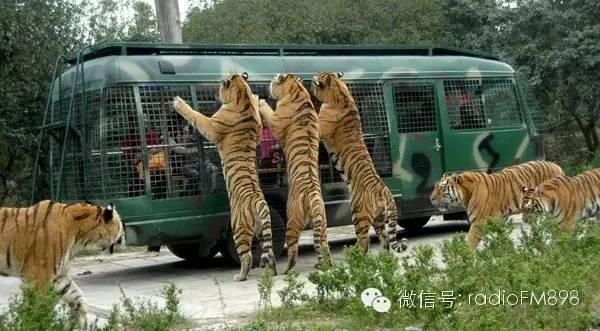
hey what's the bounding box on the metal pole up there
[56,45,92,200]
[30,55,64,204]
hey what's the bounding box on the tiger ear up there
[103,203,114,223]
[313,76,323,88]
[276,74,288,83]
[450,173,460,184]
[241,72,249,81]
[337,72,343,78]
[67,203,98,221]
[522,186,528,193]
[221,79,231,88]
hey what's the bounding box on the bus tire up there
[167,241,220,262]
[398,216,430,232]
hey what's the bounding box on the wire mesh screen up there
[247,82,288,188]
[393,84,437,133]
[104,86,143,198]
[349,83,392,178]
[49,91,89,201]
[85,90,103,200]
[444,79,521,130]
[194,84,226,193]
[516,73,544,134]
[139,85,205,199]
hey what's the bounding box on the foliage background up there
[1,0,598,206]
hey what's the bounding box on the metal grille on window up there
[444,79,521,130]
[516,73,544,134]
[348,83,392,178]
[50,93,84,201]
[139,85,203,199]
[85,90,103,199]
[194,84,226,194]
[104,86,142,198]
[393,84,437,133]
[248,82,288,188]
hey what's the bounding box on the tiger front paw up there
[172,96,185,112]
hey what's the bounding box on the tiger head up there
[430,173,466,212]
[66,202,125,253]
[268,73,308,102]
[219,72,254,106]
[520,187,548,216]
[311,71,349,106]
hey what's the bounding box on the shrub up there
[250,215,600,330]
[0,284,190,331]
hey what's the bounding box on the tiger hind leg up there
[372,216,389,250]
[283,216,302,275]
[353,213,371,252]
[255,199,277,275]
[232,215,253,281]
[310,204,331,269]
[53,272,89,322]
[384,198,408,254]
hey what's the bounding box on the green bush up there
[0,287,77,331]
[0,284,190,331]
[248,215,600,330]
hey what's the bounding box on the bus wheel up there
[167,242,219,262]
[221,207,286,267]
[398,216,430,232]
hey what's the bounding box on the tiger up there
[0,200,124,320]
[172,73,277,281]
[430,160,564,249]
[257,73,331,273]
[310,71,408,254]
[520,168,600,231]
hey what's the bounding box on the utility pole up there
[154,0,182,43]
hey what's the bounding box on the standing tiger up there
[310,71,408,254]
[430,160,564,249]
[257,73,331,273]
[172,73,276,281]
[0,200,124,320]
[521,168,600,231]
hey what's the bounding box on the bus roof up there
[55,42,513,94]
[66,42,500,63]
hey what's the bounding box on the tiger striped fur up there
[521,168,600,231]
[0,200,124,320]
[311,72,408,254]
[430,160,564,249]
[258,73,331,274]
[172,73,276,281]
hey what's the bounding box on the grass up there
[0,284,191,331]
[239,215,600,331]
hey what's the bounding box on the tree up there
[86,0,160,43]
[182,0,446,44]
[441,0,600,158]
[0,0,84,205]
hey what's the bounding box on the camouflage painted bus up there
[32,42,544,262]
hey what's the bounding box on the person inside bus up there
[166,119,218,194]
[121,114,167,198]
[445,86,485,130]
[259,126,285,186]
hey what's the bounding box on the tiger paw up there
[390,238,409,254]
[233,274,247,282]
[172,96,185,112]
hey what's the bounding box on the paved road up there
[0,216,491,329]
